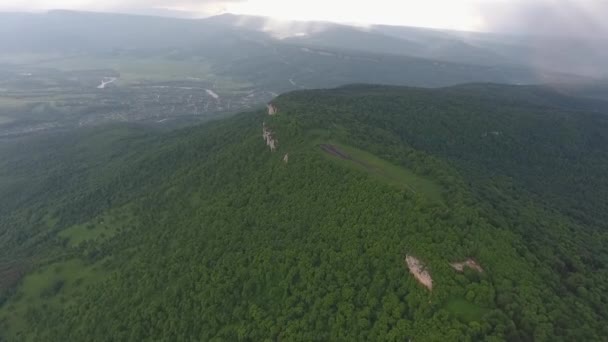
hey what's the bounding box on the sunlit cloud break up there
[1,0,607,38]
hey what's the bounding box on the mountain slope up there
[1,84,608,340]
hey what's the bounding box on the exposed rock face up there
[405,255,433,291]
[283,153,289,163]
[262,122,277,152]
[267,104,278,116]
[450,259,484,273]
[482,131,502,137]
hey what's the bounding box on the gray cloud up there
[0,0,242,17]
[475,0,608,77]
[477,0,608,38]
[1,0,605,76]
[4,0,608,37]
[116,0,245,16]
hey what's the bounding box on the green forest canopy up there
[1,83,607,341]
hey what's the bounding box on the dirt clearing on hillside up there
[450,259,484,273]
[320,144,351,160]
[405,255,433,291]
[320,144,375,170]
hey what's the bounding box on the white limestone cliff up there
[405,255,433,291]
[267,104,278,116]
[262,122,277,152]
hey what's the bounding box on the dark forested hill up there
[1,83,607,341]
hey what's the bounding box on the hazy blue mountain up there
[1,10,600,79]
[0,10,601,138]
[0,11,270,53]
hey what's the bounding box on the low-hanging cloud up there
[1,0,606,76]
[4,0,608,37]
[0,0,243,17]
[476,0,608,37]
[475,0,608,77]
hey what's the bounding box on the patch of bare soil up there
[320,144,393,182]
[320,144,351,160]
[450,259,484,273]
[405,255,433,291]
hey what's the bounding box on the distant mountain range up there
[1,10,606,81]
[1,10,607,140]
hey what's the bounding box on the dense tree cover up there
[276,84,608,229]
[1,83,608,341]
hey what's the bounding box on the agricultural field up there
[0,55,277,138]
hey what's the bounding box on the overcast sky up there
[1,0,607,35]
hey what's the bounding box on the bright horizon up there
[0,0,487,31]
[0,0,606,36]
[218,0,485,31]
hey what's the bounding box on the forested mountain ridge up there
[273,84,608,228]
[1,84,607,340]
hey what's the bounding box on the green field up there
[33,56,217,84]
[319,142,443,201]
[59,221,119,247]
[0,52,256,90]
[59,207,134,247]
[0,259,107,340]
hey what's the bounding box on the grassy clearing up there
[0,93,89,108]
[3,54,254,99]
[59,209,133,247]
[319,142,443,201]
[0,259,107,340]
[445,298,489,322]
[35,56,216,84]
[59,223,119,247]
[29,56,255,93]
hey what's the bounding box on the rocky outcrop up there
[405,255,433,291]
[262,122,277,152]
[450,259,483,273]
[482,131,502,137]
[283,153,289,163]
[267,103,278,116]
